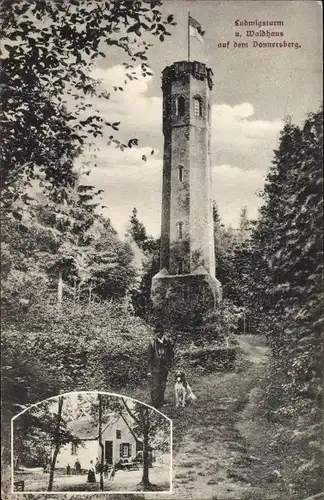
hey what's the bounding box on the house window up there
[71,443,78,455]
[116,430,121,439]
[120,443,132,458]
[193,97,203,117]
[175,96,185,118]
[178,165,184,182]
[177,221,184,240]
[177,259,184,275]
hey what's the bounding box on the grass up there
[136,335,292,500]
[9,335,295,500]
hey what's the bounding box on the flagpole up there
[188,11,190,61]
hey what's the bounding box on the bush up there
[1,297,153,461]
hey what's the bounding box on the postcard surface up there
[1,1,323,500]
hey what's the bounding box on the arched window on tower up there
[175,96,185,118]
[193,96,203,117]
[178,165,184,182]
[177,221,184,239]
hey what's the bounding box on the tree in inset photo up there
[12,392,171,493]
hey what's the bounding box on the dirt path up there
[144,335,287,500]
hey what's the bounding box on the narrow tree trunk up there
[57,271,63,305]
[140,407,151,489]
[243,304,246,335]
[48,396,64,491]
[73,278,77,307]
[98,394,104,491]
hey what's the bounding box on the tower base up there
[151,266,222,327]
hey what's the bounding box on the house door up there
[104,441,113,465]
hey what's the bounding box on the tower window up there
[175,96,185,118]
[193,97,203,117]
[177,221,184,239]
[178,165,184,182]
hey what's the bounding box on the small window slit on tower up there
[177,221,184,239]
[178,165,184,182]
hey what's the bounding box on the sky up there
[76,0,323,238]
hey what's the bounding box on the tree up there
[88,217,137,300]
[212,202,239,284]
[0,0,176,211]
[1,2,177,479]
[119,399,170,490]
[127,208,149,248]
[98,394,104,491]
[12,396,80,490]
[249,109,323,495]
[238,206,250,243]
[47,396,64,491]
[125,207,160,320]
[13,400,54,469]
[87,394,170,490]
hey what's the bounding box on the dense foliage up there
[246,110,323,497]
[0,0,175,211]
[2,300,153,459]
[126,208,160,321]
[1,0,173,474]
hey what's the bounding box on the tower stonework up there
[151,61,222,319]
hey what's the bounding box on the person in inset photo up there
[87,460,96,483]
[74,458,81,475]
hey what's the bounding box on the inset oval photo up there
[12,392,172,493]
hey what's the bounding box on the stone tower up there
[151,61,222,319]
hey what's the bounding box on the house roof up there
[67,413,118,441]
[66,413,154,449]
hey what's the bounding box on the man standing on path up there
[147,326,174,409]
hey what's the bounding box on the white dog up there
[174,370,197,407]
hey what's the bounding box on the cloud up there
[212,102,283,151]
[212,164,266,226]
[88,65,283,158]
[89,65,162,137]
[85,65,282,165]
[73,66,282,236]
[82,145,163,238]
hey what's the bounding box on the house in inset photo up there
[56,412,155,470]
[12,392,171,493]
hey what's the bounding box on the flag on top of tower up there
[189,15,205,43]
